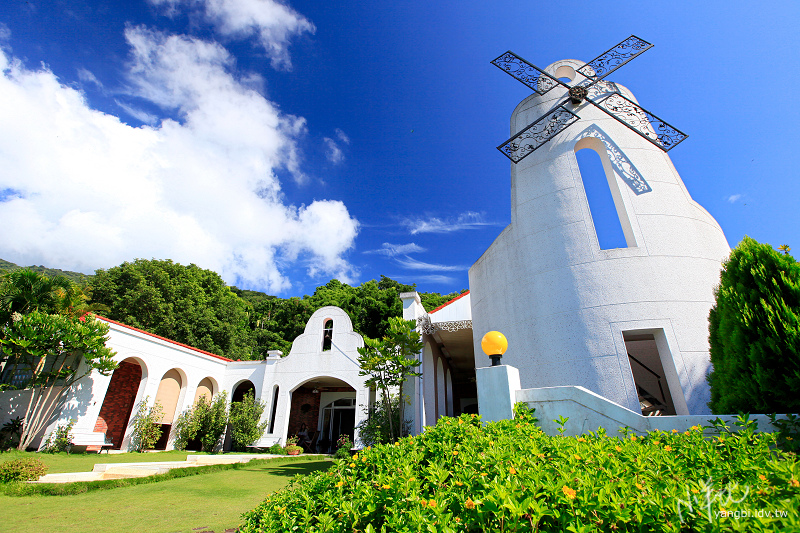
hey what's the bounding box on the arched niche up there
[93,357,145,449]
[193,377,217,404]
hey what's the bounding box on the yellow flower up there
[636,483,643,490]
[394,441,400,446]
[428,500,437,508]
[382,484,390,490]
[456,481,463,486]
[787,436,794,441]
[480,473,488,477]
[362,457,367,462]
[574,454,581,461]
[562,486,576,499]
[465,498,476,510]
[353,453,358,460]
[684,431,690,436]
[349,463,356,468]
[489,441,494,446]
[577,437,586,442]
[458,418,464,424]
[664,445,672,452]
[455,517,461,523]
[336,481,344,488]
[420,499,427,506]
[630,435,637,441]
[671,429,678,434]
[509,467,516,475]
[615,446,622,452]
[691,488,699,494]
[653,441,660,445]
[790,479,799,487]
[538,453,545,458]
[453,451,458,456]
[691,425,700,431]
[759,474,767,481]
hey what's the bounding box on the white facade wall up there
[29,306,369,451]
[470,59,730,415]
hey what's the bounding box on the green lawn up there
[1,450,212,474]
[0,456,332,533]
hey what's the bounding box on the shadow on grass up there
[247,460,333,478]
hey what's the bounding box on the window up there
[322,319,333,351]
[268,385,279,433]
[574,137,636,249]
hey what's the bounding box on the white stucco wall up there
[470,59,730,415]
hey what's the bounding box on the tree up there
[708,237,800,413]
[0,311,117,450]
[90,259,257,360]
[228,391,268,451]
[357,317,423,442]
[173,392,228,452]
[0,269,83,326]
[130,397,163,452]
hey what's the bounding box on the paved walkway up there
[34,454,282,483]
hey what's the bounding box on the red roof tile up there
[428,290,470,314]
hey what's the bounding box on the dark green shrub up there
[708,237,800,413]
[229,391,268,451]
[240,414,800,533]
[173,392,228,452]
[0,417,23,450]
[42,420,75,453]
[0,457,47,483]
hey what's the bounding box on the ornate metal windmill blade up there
[589,92,688,152]
[491,51,565,96]
[577,35,653,83]
[497,105,579,163]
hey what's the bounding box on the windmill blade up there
[497,105,579,163]
[577,35,653,82]
[491,51,564,96]
[589,93,687,152]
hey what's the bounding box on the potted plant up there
[285,435,303,456]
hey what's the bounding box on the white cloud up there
[365,242,425,256]
[323,137,344,164]
[0,23,12,43]
[77,68,103,89]
[401,211,492,234]
[727,194,743,203]
[395,256,465,272]
[149,0,315,69]
[335,128,349,144]
[115,99,159,125]
[0,30,358,293]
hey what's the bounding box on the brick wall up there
[93,361,142,449]
[287,386,321,437]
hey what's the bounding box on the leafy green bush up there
[268,443,287,455]
[173,392,228,452]
[0,457,47,483]
[41,420,75,453]
[356,394,411,447]
[708,237,800,413]
[240,414,800,533]
[129,397,163,452]
[229,391,268,451]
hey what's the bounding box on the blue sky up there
[0,0,798,297]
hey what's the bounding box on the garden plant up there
[241,410,800,532]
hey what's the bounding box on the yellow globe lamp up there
[481,331,508,366]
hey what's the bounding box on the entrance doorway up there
[320,398,356,452]
[624,332,677,415]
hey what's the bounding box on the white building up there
[0,306,370,452]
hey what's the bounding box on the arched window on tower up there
[322,319,333,351]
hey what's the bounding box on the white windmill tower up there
[470,37,730,415]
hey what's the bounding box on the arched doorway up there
[153,368,184,450]
[288,377,355,453]
[232,380,256,403]
[93,358,144,449]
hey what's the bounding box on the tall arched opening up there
[288,377,355,453]
[93,358,145,449]
[153,368,184,450]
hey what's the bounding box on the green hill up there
[0,258,93,285]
